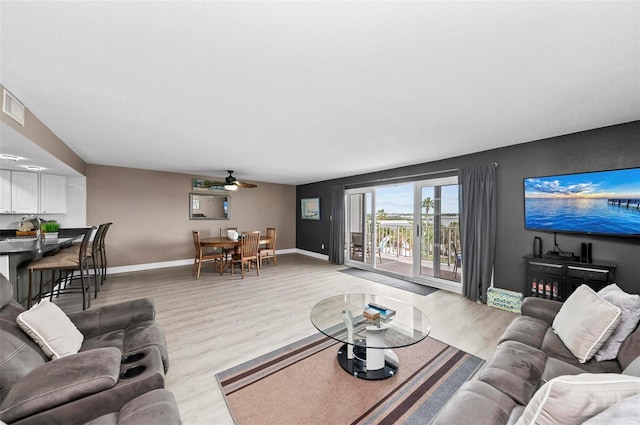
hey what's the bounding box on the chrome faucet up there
[19,215,44,236]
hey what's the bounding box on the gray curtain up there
[328,185,345,264]
[459,164,497,302]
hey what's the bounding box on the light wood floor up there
[54,254,517,425]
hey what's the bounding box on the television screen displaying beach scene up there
[524,168,640,237]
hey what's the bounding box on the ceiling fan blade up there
[236,181,257,189]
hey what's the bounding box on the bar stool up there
[99,222,113,282]
[27,226,95,310]
[64,223,108,298]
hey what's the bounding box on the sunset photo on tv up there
[524,168,640,236]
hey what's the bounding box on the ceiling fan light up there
[224,184,238,191]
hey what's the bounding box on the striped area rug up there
[216,333,483,424]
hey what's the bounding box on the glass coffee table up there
[310,294,431,380]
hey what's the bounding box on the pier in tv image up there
[524,167,640,237]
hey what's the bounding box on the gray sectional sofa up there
[0,273,181,424]
[433,287,640,424]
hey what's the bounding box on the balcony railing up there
[370,221,460,266]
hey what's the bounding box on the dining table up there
[199,235,273,273]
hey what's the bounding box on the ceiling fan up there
[217,170,257,191]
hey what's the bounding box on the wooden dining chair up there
[231,231,260,279]
[192,231,223,279]
[259,227,277,267]
[220,227,238,262]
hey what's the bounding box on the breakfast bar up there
[0,229,87,306]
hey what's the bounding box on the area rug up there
[216,332,483,424]
[339,268,438,296]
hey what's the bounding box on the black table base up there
[336,342,398,380]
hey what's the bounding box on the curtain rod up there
[372,168,458,183]
[370,162,498,184]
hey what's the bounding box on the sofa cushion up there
[431,380,518,425]
[0,313,48,404]
[582,393,640,424]
[541,328,622,374]
[82,330,126,353]
[84,389,182,425]
[552,285,621,363]
[618,325,640,370]
[516,374,640,425]
[478,340,547,405]
[521,297,563,326]
[595,284,640,361]
[0,347,121,423]
[540,357,587,385]
[16,299,84,359]
[499,316,549,349]
[117,389,182,425]
[0,273,13,309]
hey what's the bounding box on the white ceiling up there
[1,1,639,185]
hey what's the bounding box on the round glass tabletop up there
[310,294,431,349]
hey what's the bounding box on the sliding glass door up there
[345,176,461,290]
[345,189,374,265]
[414,177,461,286]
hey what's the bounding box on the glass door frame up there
[344,188,377,268]
[412,176,461,291]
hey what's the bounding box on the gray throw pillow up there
[582,393,640,425]
[595,284,640,361]
[623,357,640,378]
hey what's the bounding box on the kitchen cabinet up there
[0,170,11,213]
[10,171,38,214]
[40,174,67,214]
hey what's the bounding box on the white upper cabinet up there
[10,171,39,214]
[40,174,67,214]
[0,170,12,213]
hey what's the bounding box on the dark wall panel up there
[297,121,640,294]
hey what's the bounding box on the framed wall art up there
[301,197,320,220]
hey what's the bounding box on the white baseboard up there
[107,248,327,275]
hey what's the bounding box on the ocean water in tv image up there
[525,198,640,235]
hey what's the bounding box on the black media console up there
[523,255,616,302]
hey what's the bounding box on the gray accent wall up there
[297,121,640,294]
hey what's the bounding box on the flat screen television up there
[524,167,640,237]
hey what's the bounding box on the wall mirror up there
[189,193,229,220]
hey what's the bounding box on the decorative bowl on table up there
[227,230,239,240]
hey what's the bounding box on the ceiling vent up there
[2,89,25,126]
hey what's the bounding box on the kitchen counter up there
[0,236,77,255]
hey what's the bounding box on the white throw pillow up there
[516,374,640,425]
[552,285,621,363]
[595,284,640,361]
[16,298,84,359]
